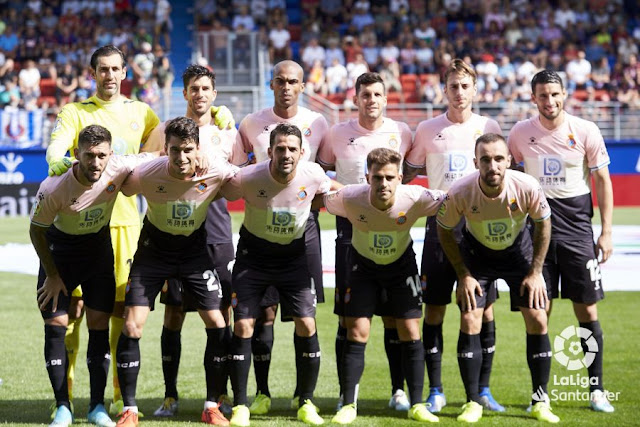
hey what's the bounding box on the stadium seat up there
[386,92,402,104]
[326,93,346,105]
[572,89,589,101]
[39,78,56,97]
[289,24,301,42]
[121,79,133,97]
[287,8,302,25]
[401,74,419,102]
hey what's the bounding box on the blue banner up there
[0,109,44,148]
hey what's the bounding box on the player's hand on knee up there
[211,105,235,130]
[37,275,68,312]
[48,157,73,176]
[457,275,482,312]
[521,273,547,310]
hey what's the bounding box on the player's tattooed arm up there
[521,217,551,310]
[30,223,67,311]
[402,162,425,184]
[437,224,481,311]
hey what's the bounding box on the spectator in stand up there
[496,55,517,98]
[131,41,155,80]
[414,20,436,44]
[0,78,20,107]
[415,38,435,74]
[623,53,640,88]
[268,20,292,64]
[476,53,499,97]
[306,59,328,96]
[379,58,405,102]
[618,38,639,66]
[324,38,344,67]
[0,27,19,57]
[484,3,505,31]
[326,57,348,94]
[301,38,326,72]
[38,47,57,80]
[153,44,174,98]
[554,1,576,29]
[155,0,172,50]
[75,66,95,102]
[420,73,443,104]
[343,35,363,65]
[232,5,256,31]
[399,39,417,75]
[345,53,369,102]
[55,62,79,105]
[379,39,400,66]
[351,4,375,31]
[566,50,593,95]
[362,38,380,71]
[18,58,40,107]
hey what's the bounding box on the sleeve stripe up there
[30,220,51,228]
[589,160,611,171]
[316,157,334,168]
[435,219,454,230]
[404,159,423,169]
[531,212,551,222]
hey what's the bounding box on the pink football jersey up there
[508,113,610,199]
[121,156,237,236]
[30,153,156,234]
[236,106,329,163]
[437,169,551,250]
[316,118,412,185]
[405,113,502,190]
[324,184,444,264]
[221,160,331,244]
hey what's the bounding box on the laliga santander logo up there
[553,326,598,371]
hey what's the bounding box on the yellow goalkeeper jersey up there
[47,95,160,227]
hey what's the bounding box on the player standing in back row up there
[508,69,615,413]
[403,58,504,413]
[316,72,413,411]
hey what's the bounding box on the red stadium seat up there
[121,79,133,97]
[289,24,302,42]
[326,93,345,105]
[39,78,56,97]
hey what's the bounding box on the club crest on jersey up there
[52,118,62,133]
[509,198,518,211]
[106,182,116,193]
[231,292,238,308]
[302,126,311,137]
[130,121,140,131]
[126,279,131,293]
[297,186,308,200]
[474,130,482,141]
[396,212,407,225]
[567,133,576,148]
[196,181,208,193]
[388,135,399,149]
[211,135,221,145]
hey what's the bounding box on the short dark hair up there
[182,64,216,90]
[531,69,564,92]
[355,72,385,95]
[78,124,112,148]
[444,58,477,85]
[90,45,126,70]
[269,123,302,148]
[474,132,507,152]
[367,147,402,170]
[165,116,199,146]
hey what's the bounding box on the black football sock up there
[222,325,232,396]
[423,322,443,391]
[580,321,604,392]
[384,328,404,394]
[161,326,181,400]
[295,333,321,405]
[335,324,347,396]
[44,324,70,409]
[342,340,366,405]
[479,320,496,389]
[229,335,252,406]
[457,332,482,403]
[402,340,425,405]
[116,333,141,407]
[252,323,273,397]
[87,329,110,409]
[293,331,300,398]
[527,333,552,404]
[204,327,227,402]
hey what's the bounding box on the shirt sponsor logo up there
[449,153,468,172]
[543,158,563,176]
[373,234,393,248]
[172,203,193,220]
[258,189,267,198]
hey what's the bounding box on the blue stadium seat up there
[291,41,300,61]
[287,8,302,25]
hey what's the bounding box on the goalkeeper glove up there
[48,157,73,176]
[211,105,235,130]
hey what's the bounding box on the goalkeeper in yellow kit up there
[46,45,234,417]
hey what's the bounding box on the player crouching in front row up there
[319,147,444,424]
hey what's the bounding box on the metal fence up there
[302,93,640,139]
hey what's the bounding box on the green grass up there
[0,271,638,426]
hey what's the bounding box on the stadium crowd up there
[291,0,640,108]
[0,0,173,112]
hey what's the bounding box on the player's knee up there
[345,317,370,342]
[294,316,316,337]
[425,304,446,324]
[85,309,110,330]
[521,308,547,335]
[482,304,494,322]
[164,305,186,330]
[199,309,226,329]
[234,319,255,338]
[45,316,69,328]
[123,318,144,338]
[460,310,483,334]
[572,302,598,322]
